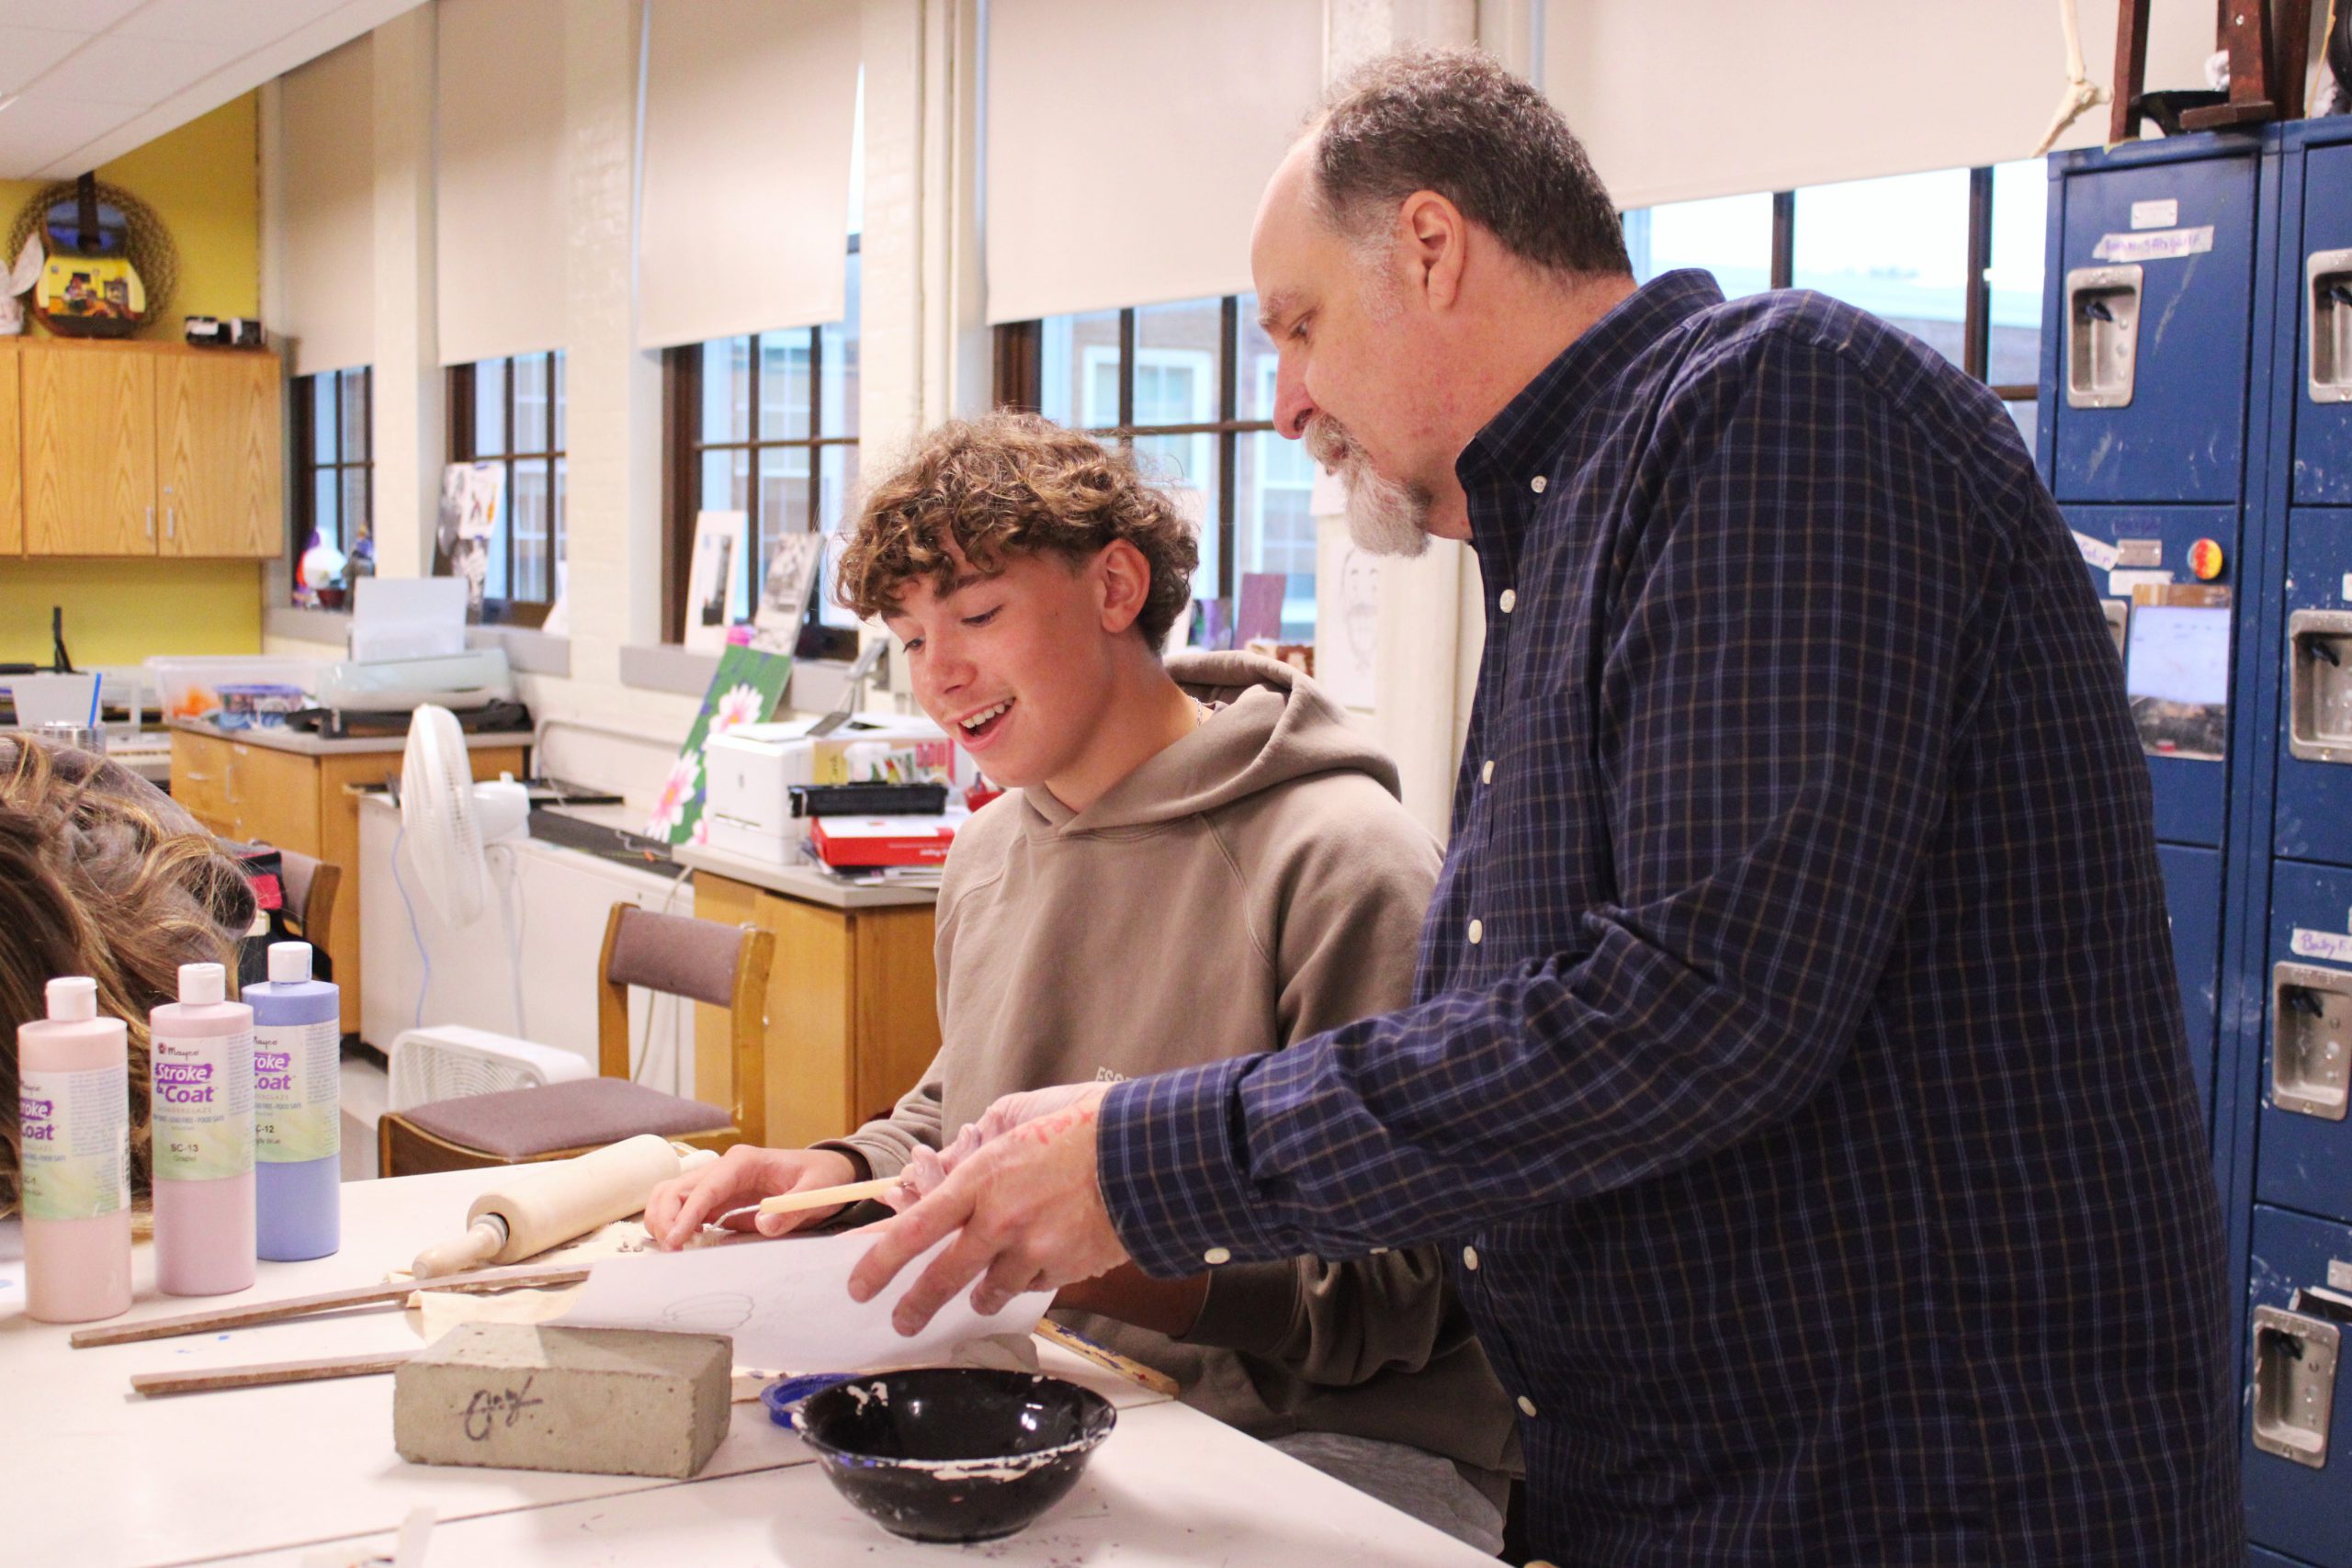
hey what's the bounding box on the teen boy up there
[647,412,1517,1551]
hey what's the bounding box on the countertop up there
[166,716,535,758]
[676,840,940,910]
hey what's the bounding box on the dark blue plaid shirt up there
[1101,272,2238,1565]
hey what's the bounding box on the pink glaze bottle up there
[18,976,133,1323]
[150,962,255,1296]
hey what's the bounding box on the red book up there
[808,815,956,868]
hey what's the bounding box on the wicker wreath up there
[6,178,181,326]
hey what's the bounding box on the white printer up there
[703,714,967,865]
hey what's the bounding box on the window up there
[1623,192,1774,299]
[289,367,371,608]
[666,244,862,660]
[448,350,567,623]
[1001,290,1317,641]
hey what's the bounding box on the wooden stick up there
[756,1176,903,1217]
[131,1351,415,1399]
[70,1262,592,1349]
[1036,1321,1181,1397]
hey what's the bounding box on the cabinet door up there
[157,353,283,558]
[226,742,319,854]
[0,344,20,555]
[21,345,156,556]
[168,731,232,835]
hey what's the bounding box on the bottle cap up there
[179,962,226,1006]
[45,976,98,1022]
[267,942,313,985]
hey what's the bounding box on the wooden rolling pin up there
[413,1135,718,1278]
[755,1176,904,1218]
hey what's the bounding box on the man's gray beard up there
[1304,418,1431,558]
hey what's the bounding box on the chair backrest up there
[272,846,341,942]
[594,902,775,1142]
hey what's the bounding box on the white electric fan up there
[396,703,531,1027]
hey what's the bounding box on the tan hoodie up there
[823,650,1520,1480]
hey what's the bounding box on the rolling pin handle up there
[411,1215,509,1280]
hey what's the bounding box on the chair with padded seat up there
[270,844,341,949]
[377,901,775,1178]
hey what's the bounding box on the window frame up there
[288,365,372,606]
[447,350,567,626]
[661,240,862,661]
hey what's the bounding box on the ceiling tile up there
[0,26,87,96]
[0,96,138,180]
[0,0,134,28]
[119,0,340,44]
[28,29,240,105]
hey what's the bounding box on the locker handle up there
[2288,987,2328,1019]
[2064,265,2143,411]
[2271,960,2352,1122]
[2252,1303,2339,1469]
[2287,610,2352,764]
[2313,639,2343,668]
[2312,248,2352,405]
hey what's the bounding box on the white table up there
[3,1170,1497,1567]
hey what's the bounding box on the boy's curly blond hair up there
[836,412,1199,649]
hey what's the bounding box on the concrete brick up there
[394,1323,730,1480]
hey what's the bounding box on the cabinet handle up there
[145,506,154,540]
[165,507,175,540]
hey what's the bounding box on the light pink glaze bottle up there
[19,976,133,1323]
[150,962,255,1297]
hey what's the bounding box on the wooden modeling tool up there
[130,1352,416,1399]
[69,1263,591,1349]
[1036,1321,1182,1397]
[755,1176,904,1218]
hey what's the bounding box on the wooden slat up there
[70,1261,592,1348]
[132,1351,414,1398]
[22,341,155,557]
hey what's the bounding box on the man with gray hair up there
[854,47,2239,1565]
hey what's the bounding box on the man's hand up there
[882,1080,1108,1213]
[644,1145,864,1249]
[849,1082,1131,1335]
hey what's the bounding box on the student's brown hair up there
[836,412,1199,649]
[0,739,251,1219]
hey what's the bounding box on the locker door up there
[2064,504,2242,847]
[2292,142,2352,505]
[2258,861,2352,1224]
[2244,1205,2352,1567]
[2157,843,2225,1133]
[2275,509,2352,864]
[2053,149,2259,503]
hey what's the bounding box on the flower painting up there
[649,645,795,846]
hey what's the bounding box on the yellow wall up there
[3,95,266,661]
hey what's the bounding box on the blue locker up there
[2065,503,2245,846]
[2291,142,2352,505]
[2051,139,2262,503]
[2272,508,2352,864]
[2160,842,2227,1134]
[2243,1205,2352,1567]
[2260,862,2352,1224]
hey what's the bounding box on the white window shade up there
[638,0,861,351]
[985,0,1323,325]
[1544,1,2219,211]
[435,0,568,367]
[280,35,374,379]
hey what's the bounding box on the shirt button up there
[1517,1394,1539,1418]
[1480,759,1494,784]
[1529,474,1547,494]
[1461,1246,1479,1270]
[1467,919,1484,944]
[1498,589,1517,614]
[1203,1247,1231,1266]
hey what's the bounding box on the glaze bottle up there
[18,976,133,1323]
[150,962,255,1295]
[246,942,342,1260]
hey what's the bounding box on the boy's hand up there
[645,1145,864,1249]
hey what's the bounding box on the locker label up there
[2334,1260,2352,1292]
[2130,198,2179,230]
[2093,225,2214,264]
[2292,929,2352,964]
[2115,538,2163,568]
[2073,530,2120,570]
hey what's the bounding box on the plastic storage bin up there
[147,658,320,723]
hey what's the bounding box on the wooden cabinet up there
[692,872,942,1149]
[169,728,531,1033]
[10,338,283,558]
[0,344,19,555]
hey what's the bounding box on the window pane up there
[1793,167,1971,367]
[552,455,566,574]
[2004,398,2037,451]
[700,336,752,445]
[1238,297,1280,422]
[311,376,338,466]
[341,469,368,561]
[758,444,812,567]
[485,464,510,601]
[514,352,551,454]
[1040,310,1121,427]
[473,358,507,456]
[339,367,368,458]
[761,333,813,442]
[511,459,550,603]
[1129,433,1218,605]
[1136,298,1224,425]
[1988,159,2048,386]
[820,249,861,437]
[311,468,339,551]
[551,350,566,451]
[817,443,861,629]
[700,446,751,520]
[1623,192,1773,298]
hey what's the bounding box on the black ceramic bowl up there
[791,1368,1117,1543]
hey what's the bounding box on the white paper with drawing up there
[554,1231,1053,1369]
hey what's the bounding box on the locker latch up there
[2273,962,2352,1121]
[2252,1292,2350,1468]
[2064,265,2143,410]
[2288,611,2352,765]
[2311,248,2352,406]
